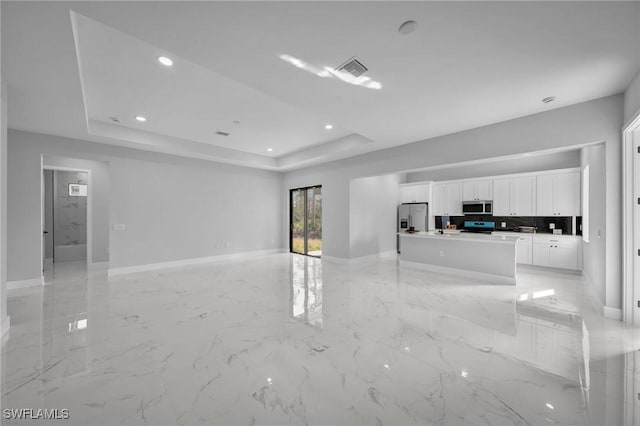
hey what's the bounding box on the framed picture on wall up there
[68,184,87,197]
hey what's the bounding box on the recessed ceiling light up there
[157,56,173,67]
[399,20,417,35]
[325,124,333,130]
[542,96,556,104]
[135,116,147,122]
[267,148,273,152]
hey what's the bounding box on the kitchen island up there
[398,231,519,284]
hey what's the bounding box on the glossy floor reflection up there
[2,255,640,425]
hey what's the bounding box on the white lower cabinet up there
[516,235,533,265]
[532,235,579,270]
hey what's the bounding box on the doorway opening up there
[623,113,640,325]
[42,167,90,274]
[290,185,322,257]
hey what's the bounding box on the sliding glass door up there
[290,185,322,257]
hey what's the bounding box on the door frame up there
[622,112,640,325]
[289,185,322,258]
[41,164,92,272]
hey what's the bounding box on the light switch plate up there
[501,222,507,228]
[549,223,555,229]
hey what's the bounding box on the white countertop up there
[398,231,518,244]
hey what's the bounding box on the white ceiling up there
[3,1,639,171]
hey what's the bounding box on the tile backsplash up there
[435,215,575,235]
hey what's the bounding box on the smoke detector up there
[336,57,368,78]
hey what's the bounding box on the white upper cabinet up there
[419,169,580,219]
[462,180,493,201]
[493,177,536,216]
[536,174,555,216]
[432,184,444,215]
[511,176,536,216]
[492,179,511,216]
[432,183,462,216]
[446,183,463,215]
[536,172,580,216]
[400,183,429,204]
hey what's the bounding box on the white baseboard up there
[1,316,10,338]
[88,261,109,270]
[604,306,623,320]
[108,249,286,276]
[321,255,350,264]
[323,250,398,265]
[7,276,44,290]
[379,250,399,259]
[400,260,516,285]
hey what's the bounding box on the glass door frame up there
[289,185,322,258]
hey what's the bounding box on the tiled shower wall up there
[55,171,88,247]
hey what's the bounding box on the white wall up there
[349,174,400,258]
[406,150,581,183]
[0,79,8,336]
[581,144,607,305]
[7,129,283,280]
[108,155,282,269]
[625,70,640,124]
[283,94,624,310]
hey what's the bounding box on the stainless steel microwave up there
[462,200,493,215]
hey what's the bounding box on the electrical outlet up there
[501,222,507,228]
[439,250,444,257]
[113,224,125,231]
[549,223,555,230]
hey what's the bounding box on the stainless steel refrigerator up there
[398,203,428,253]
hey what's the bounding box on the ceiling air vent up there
[336,57,368,78]
[216,131,230,136]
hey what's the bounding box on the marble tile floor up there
[1,254,640,426]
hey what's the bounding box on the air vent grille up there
[216,131,230,137]
[336,57,368,78]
